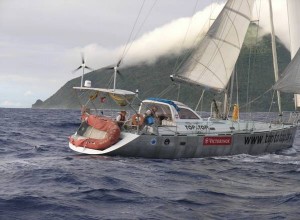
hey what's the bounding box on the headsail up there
[273,48,300,93]
[273,0,300,96]
[174,0,254,91]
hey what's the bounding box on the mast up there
[223,91,228,119]
[268,0,282,115]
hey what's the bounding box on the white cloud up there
[24,90,33,96]
[69,1,291,69]
[69,2,224,68]
[253,0,290,49]
[1,100,22,108]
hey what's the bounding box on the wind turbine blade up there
[72,66,82,73]
[104,66,115,70]
[117,59,122,67]
[85,66,93,71]
[81,52,85,64]
[117,70,123,79]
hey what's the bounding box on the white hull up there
[69,132,139,155]
[69,122,297,159]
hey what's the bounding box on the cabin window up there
[178,108,199,119]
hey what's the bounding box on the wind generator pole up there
[113,67,117,91]
[268,0,282,115]
[81,66,84,87]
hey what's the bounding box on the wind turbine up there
[106,59,122,91]
[72,53,93,87]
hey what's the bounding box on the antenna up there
[72,53,93,87]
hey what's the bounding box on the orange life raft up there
[69,113,121,150]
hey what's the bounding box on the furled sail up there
[174,0,254,91]
[273,0,300,96]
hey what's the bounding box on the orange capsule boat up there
[69,113,121,150]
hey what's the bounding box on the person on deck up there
[144,106,158,125]
[116,110,127,128]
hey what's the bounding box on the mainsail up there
[273,0,300,98]
[174,0,254,91]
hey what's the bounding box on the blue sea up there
[0,108,300,219]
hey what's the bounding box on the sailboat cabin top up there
[139,98,202,124]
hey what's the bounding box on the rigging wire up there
[157,84,176,98]
[194,90,205,111]
[172,0,199,75]
[245,0,261,116]
[119,0,146,63]
[123,0,158,60]
[240,87,273,109]
[172,0,219,75]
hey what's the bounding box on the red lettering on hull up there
[203,136,232,146]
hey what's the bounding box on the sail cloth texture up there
[273,0,300,94]
[273,48,300,93]
[175,0,254,91]
[287,0,300,58]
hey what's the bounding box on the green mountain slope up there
[33,24,294,112]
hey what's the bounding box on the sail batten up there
[175,0,254,91]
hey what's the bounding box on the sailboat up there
[68,0,298,158]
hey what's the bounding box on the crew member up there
[116,110,127,127]
[144,106,158,125]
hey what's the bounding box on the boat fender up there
[132,114,144,126]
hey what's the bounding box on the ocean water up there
[0,108,300,219]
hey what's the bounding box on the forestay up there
[174,0,254,91]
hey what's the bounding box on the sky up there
[0,0,290,108]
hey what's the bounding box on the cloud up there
[66,3,224,69]
[24,90,33,96]
[70,1,290,69]
[1,100,22,108]
[253,0,289,49]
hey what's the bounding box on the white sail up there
[287,0,300,58]
[273,0,300,103]
[273,48,300,93]
[174,0,254,91]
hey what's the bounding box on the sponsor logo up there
[185,124,208,131]
[244,132,293,145]
[203,136,232,146]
